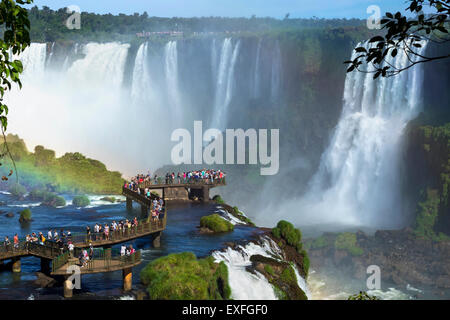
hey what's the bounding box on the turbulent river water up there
[0,193,261,300]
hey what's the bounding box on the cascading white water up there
[253,38,262,98]
[131,42,152,103]
[68,42,129,89]
[6,42,138,174]
[270,41,282,101]
[164,41,182,125]
[289,40,429,228]
[212,236,310,300]
[14,43,47,78]
[211,38,240,131]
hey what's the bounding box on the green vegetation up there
[0,134,123,194]
[348,291,380,300]
[346,0,450,78]
[334,232,364,256]
[300,250,310,276]
[41,193,66,207]
[100,196,116,203]
[264,264,275,276]
[406,123,450,239]
[0,0,33,134]
[26,5,366,43]
[414,188,450,241]
[200,214,234,233]
[19,208,32,222]
[310,235,330,249]
[140,252,231,300]
[212,195,225,205]
[250,254,307,300]
[272,220,303,252]
[229,206,255,226]
[8,183,26,198]
[72,195,90,207]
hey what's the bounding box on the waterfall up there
[253,38,262,98]
[211,38,240,131]
[131,42,152,103]
[6,42,134,175]
[212,236,310,300]
[15,43,47,79]
[67,42,129,89]
[46,42,55,68]
[164,41,182,124]
[296,40,428,227]
[270,41,282,102]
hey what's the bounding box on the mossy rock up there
[100,196,116,203]
[272,220,302,251]
[140,252,231,300]
[19,208,32,222]
[212,195,225,204]
[73,195,91,207]
[41,193,66,207]
[251,254,307,300]
[200,214,234,233]
[334,232,364,256]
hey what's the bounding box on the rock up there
[34,272,56,288]
[198,227,214,234]
[5,212,14,218]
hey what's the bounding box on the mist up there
[5,34,430,233]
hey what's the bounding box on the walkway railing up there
[134,177,226,189]
[51,249,142,274]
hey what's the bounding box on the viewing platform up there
[124,178,226,202]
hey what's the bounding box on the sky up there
[27,0,410,19]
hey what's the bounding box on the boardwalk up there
[51,250,142,276]
[125,178,226,202]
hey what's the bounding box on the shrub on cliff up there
[212,195,225,204]
[272,220,302,252]
[140,252,231,300]
[19,208,32,222]
[334,232,364,256]
[72,195,91,207]
[200,214,234,233]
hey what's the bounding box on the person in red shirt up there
[13,234,19,249]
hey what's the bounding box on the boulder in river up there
[34,272,56,288]
[5,212,14,218]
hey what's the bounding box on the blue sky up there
[27,0,410,19]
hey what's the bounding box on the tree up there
[345,0,450,78]
[0,0,33,182]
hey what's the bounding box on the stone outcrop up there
[307,228,450,288]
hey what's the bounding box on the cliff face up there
[404,123,450,237]
[306,229,450,289]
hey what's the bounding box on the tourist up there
[68,241,74,257]
[47,230,52,240]
[86,226,91,241]
[120,244,126,256]
[13,234,19,250]
[4,236,10,251]
[89,244,94,260]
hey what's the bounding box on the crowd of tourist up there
[126,169,226,187]
[1,218,144,263]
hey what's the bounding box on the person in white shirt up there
[47,230,52,240]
